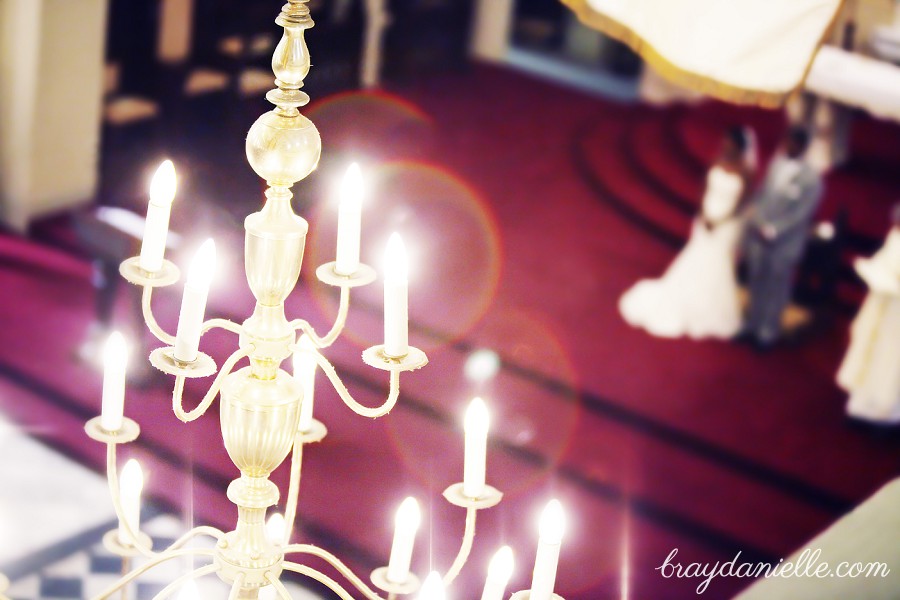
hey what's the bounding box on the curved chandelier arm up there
[149,563,220,600]
[142,287,177,346]
[282,561,383,600]
[164,525,226,551]
[283,436,305,544]
[227,573,245,600]
[311,349,401,418]
[173,346,252,423]
[289,286,351,349]
[264,572,295,600]
[89,548,215,600]
[202,318,243,336]
[106,444,155,559]
[442,507,477,586]
[282,545,384,600]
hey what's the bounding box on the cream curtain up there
[561,0,844,106]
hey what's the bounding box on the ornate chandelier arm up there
[164,525,226,550]
[442,507,477,586]
[202,318,244,336]
[89,548,215,600]
[264,572,296,600]
[172,346,252,423]
[288,286,351,349]
[283,435,304,544]
[282,561,384,600]
[282,545,384,600]
[227,573,245,600]
[310,347,401,418]
[149,563,220,600]
[142,287,177,346]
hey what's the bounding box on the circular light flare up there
[464,349,501,384]
[815,221,835,240]
[149,159,177,207]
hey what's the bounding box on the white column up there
[470,0,514,62]
[361,0,390,88]
[0,0,107,231]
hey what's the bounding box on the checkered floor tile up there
[7,514,324,600]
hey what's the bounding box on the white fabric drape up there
[806,45,900,123]
[562,0,843,106]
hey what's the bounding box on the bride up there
[619,126,756,339]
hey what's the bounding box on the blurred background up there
[1,0,900,599]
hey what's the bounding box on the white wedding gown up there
[837,228,900,423]
[619,166,744,339]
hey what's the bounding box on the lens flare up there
[306,160,502,352]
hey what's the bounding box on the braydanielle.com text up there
[656,548,891,594]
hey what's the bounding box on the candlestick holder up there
[315,262,377,288]
[296,419,328,444]
[85,416,141,445]
[102,529,154,558]
[119,257,181,288]
[149,347,218,378]
[361,345,429,372]
[370,568,421,596]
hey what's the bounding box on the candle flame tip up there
[150,160,177,206]
[539,499,566,543]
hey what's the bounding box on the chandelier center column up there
[216,1,320,593]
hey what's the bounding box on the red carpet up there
[4,65,900,599]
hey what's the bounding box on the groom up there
[742,127,823,349]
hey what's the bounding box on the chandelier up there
[21,1,573,599]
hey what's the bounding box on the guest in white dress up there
[837,204,900,423]
[619,127,756,339]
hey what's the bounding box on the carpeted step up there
[625,108,704,217]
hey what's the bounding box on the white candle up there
[101,331,128,432]
[293,335,317,433]
[387,497,420,583]
[481,546,514,600]
[417,571,446,600]
[139,160,177,273]
[118,459,143,545]
[464,397,489,499]
[335,162,363,276]
[383,233,409,357]
[530,499,565,600]
[173,239,216,363]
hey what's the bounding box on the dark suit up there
[744,156,823,344]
